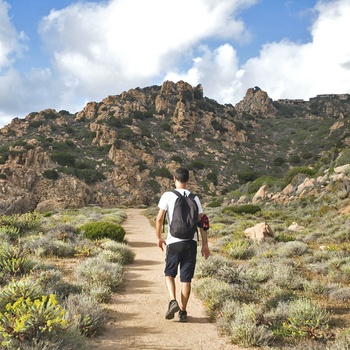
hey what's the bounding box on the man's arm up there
[156,209,167,251]
[198,213,210,259]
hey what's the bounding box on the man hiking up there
[155,167,210,322]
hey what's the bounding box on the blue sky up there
[1,0,349,127]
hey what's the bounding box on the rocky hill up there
[1,81,350,214]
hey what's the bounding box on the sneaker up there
[178,310,188,323]
[165,300,180,320]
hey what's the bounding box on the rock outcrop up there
[0,81,350,214]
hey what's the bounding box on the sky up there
[0,0,350,127]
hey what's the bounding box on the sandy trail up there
[89,208,242,350]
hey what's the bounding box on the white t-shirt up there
[158,189,203,245]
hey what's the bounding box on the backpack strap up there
[163,190,182,233]
[170,189,183,198]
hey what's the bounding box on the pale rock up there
[288,222,305,232]
[244,222,274,242]
[252,185,268,203]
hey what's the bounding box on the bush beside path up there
[89,208,244,350]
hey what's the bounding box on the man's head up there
[174,167,190,184]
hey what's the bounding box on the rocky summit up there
[0,81,350,214]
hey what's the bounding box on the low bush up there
[43,169,59,180]
[193,278,235,314]
[64,294,107,337]
[75,256,124,291]
[280,298,331,338]
[0,294,68,346]
[228,303,273,347]
[223,205,261,215]
[207,198,222,208]
[100,241,135,265]
[0,277,43,311]
[0,244,33,278]
[223,239,252,260]
[78,221,125,242]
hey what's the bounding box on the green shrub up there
[64,294,107,337]
[0,244,33,277]
[74,168,106,184]
[161,122,171,131]
[211,120,228,133]
[117,127,134,140]
[207,198,222,208]
[187,160,206,170]
[229,303,273,347]
[43,169,59,180]
[51,152,75,167]
[0,294,68,346]
[284,166,317,184]
[289,154,301,164]
[151,167,172,179]
[78,221,125,242]
[0,277,43,311]
[0,212,41,234]
[276,241,308,257]
[335,148,350,167]
[159,141,171,150]
[193,278,234,313]
[100,241,135,265]
[273,157,285,166]
[248,176,278,194]
[224,240,252,260]
[207,172,218,185]
[237,169,258,183]
[281,298,330,337]
[171,155,182,163]
[75,256,124,291]
[0,225,21,241]
[223,205,261,215]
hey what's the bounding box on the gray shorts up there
[164,240,197,282]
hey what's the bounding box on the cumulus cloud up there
[238,0,350,100]
[173,0,350,103]
[1,0,350,128]
[0,0,25,69]
[37,0,254,100]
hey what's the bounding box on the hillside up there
[0,80,350,214]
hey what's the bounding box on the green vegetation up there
[223,204,262,215]
[190,193,350,349]
[78,221,125,242]
[0,207,132,349]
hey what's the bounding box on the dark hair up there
[174,167,189,183]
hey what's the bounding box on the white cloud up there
[165,44,242,103]
[37,0,254,101]
[0,0,24,69]
[174,0,350,103]
[2,0,350,128]
[242,0,350,100]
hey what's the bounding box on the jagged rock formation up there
[1,81,350,214]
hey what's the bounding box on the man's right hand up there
[158,238,167,251]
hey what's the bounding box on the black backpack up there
[168,190,198,239]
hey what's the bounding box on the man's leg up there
[165,276,176,300]
[180,281,191,311]
[165,276,180,319]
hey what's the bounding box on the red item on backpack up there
[201,214,209,231]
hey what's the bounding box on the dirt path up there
[89,208,243,350]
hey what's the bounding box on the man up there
[156,167,210,322]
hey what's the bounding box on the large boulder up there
[244,222,274,243]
